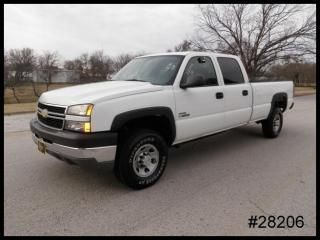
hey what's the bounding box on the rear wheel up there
[114,129,168,189]
[262,107,283,138]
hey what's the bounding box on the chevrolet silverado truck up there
[30,52,294,189]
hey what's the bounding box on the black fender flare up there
[110,106,176,142]
[267,92,288,118]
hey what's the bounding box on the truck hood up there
[39,81,163,106]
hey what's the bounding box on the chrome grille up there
[37,102,66,130]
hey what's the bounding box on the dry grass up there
[4,83,73,104]
[4,102,37,115]
[294,86,316,96]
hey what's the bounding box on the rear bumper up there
[30,118,117,163]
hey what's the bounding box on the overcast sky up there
[4,4,315,62]
[4,4,197,60]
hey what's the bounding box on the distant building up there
[7,69,81,83]
[32,69,80,83]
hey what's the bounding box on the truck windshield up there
[112,55,185,85]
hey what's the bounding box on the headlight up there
[64,120,91,133]
[65,104,93,133]
[67,104,93,116]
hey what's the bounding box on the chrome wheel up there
[273,113,281,133]
[132,144,159,178]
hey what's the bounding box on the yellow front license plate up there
[38,140,46,154]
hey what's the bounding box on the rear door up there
[217,57,252,128]
[173,55,225,143]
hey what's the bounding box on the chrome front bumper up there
[32,133,117,163]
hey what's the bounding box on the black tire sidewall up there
[262,108,283,138]
[118,130,168,189]
[271,108,283,136]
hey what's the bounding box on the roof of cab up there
[137,51,237,58]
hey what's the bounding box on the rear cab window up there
[217,57,245,85]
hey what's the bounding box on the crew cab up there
[30,52,294,189]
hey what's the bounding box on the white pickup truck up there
[30,52,294,189]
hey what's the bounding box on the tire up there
[262,107,283,138]
[114,129,168,189]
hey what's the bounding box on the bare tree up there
[168,40,194,52]
[64,60,76,70]
[64,54,89,71]
[193,4,316,78]
[89,50,114,81]
[4,50,9,89]
[64,53,91,82]
[38,51,60,90]
[269,61,316,86]
[7,48,37,103]
[112,54,135,73]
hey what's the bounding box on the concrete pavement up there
[4,95,316,236]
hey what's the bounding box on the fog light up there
[64,120,91,133]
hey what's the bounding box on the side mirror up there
[180,75,204,89]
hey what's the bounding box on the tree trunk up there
[31,81,40,97]
[11,87,20,103]
[47,70,52,91]
[46,70,49,91]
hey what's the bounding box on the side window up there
[217,57,245,85]
[181,56,218,87]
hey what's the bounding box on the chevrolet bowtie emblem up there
[41,109,48,118]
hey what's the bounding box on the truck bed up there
[250,81,294,121]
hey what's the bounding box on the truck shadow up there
[44,124,267,192]
[232,124,263,138]
[44,118,304,195]
[167,125,266,171]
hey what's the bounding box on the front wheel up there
[115,129,168,189]
[262,108,283,138]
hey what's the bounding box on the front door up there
[173,56,225,143]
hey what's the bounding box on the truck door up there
[217,57,252,128]
[173,55,225,143]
